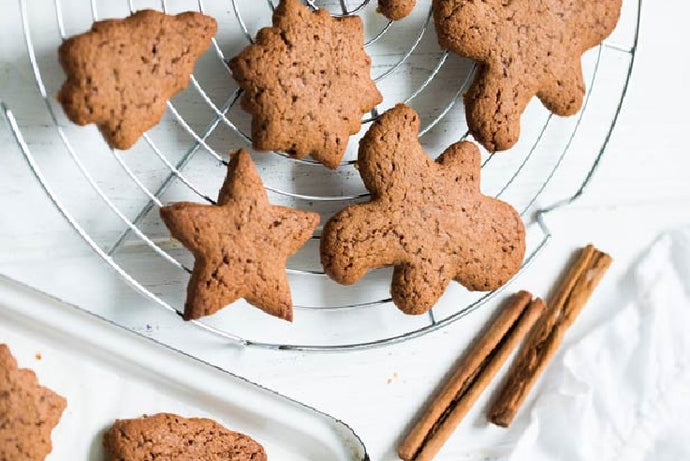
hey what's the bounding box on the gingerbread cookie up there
[160,149,319,321]
[378,0,417,20]
[433,0,622,151]
[229,0,382,169]
[320,104,525,315]
[0,344,66,461]
[103,413,267,461]
[58,10,217,149]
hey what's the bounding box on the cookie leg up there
[464,67,532,152]
[536,61,586,116]
[391,262,453,315]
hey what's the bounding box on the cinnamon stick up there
[488,245,612,428]
[398,291,545,461]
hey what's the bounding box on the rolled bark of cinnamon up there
[398,291,545,461]
[488,245,612,428]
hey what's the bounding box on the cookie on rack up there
[0,344,66,461]
[229,0,382,169]
[58,9,217,150]
[378,0,417,20]
[320,104,525,315]
[433,0,622,151]
[103,413,267,460]
[160,149,319,321]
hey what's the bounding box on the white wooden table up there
[1,0,688,459]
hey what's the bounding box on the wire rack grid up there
[1,0,641,350]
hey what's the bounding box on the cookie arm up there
[320,203,405,285]
[452,199,525,292]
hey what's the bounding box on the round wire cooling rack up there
[1,0,641,351]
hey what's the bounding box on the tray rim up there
[0,272,370,461]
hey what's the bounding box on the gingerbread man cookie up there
[58,10,217,149]
[160,150,319,321]
[229,0,382,169]
[321,104,525,315]
[433,0,622,151]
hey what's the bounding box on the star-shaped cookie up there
[229,0,382,169]
[320,104,525,315]
[160,149,319,321]
[433,0,622,151]
[58,10,217,149]
[0,344,66,461]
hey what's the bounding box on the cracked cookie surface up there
[0,344,66,461]
[320,104,525,315]
[160,149,319,321]
[103,413,267,461]
[229,0,382,169]
[58,9,216,149]
[433,0,621,151]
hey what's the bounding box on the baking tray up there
[0,273,368,460]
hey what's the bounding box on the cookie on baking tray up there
[58,9,217,149]
[320,104,525,315]
[0,344,66,461]
[160,149,319,322]
[433,0,622,151]
[378,0,417,20]
[229,0,382,169]
[103,413,267,461]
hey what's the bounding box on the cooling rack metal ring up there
[4,0,641,351]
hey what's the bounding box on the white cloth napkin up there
[509,229,690,461]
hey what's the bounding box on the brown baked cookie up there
[58,10,217,149]
[229,0,382,169]
[378,0,417,20]
[160,149,319,321]
[103,413,267,461]
[0,344,67,461]
[320,104,525,315]
[433,0,622,151]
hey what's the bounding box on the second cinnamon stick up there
[488,245,612,427]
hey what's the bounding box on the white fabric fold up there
[509,229,690,461]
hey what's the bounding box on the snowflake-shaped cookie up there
[230,0,382,168]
